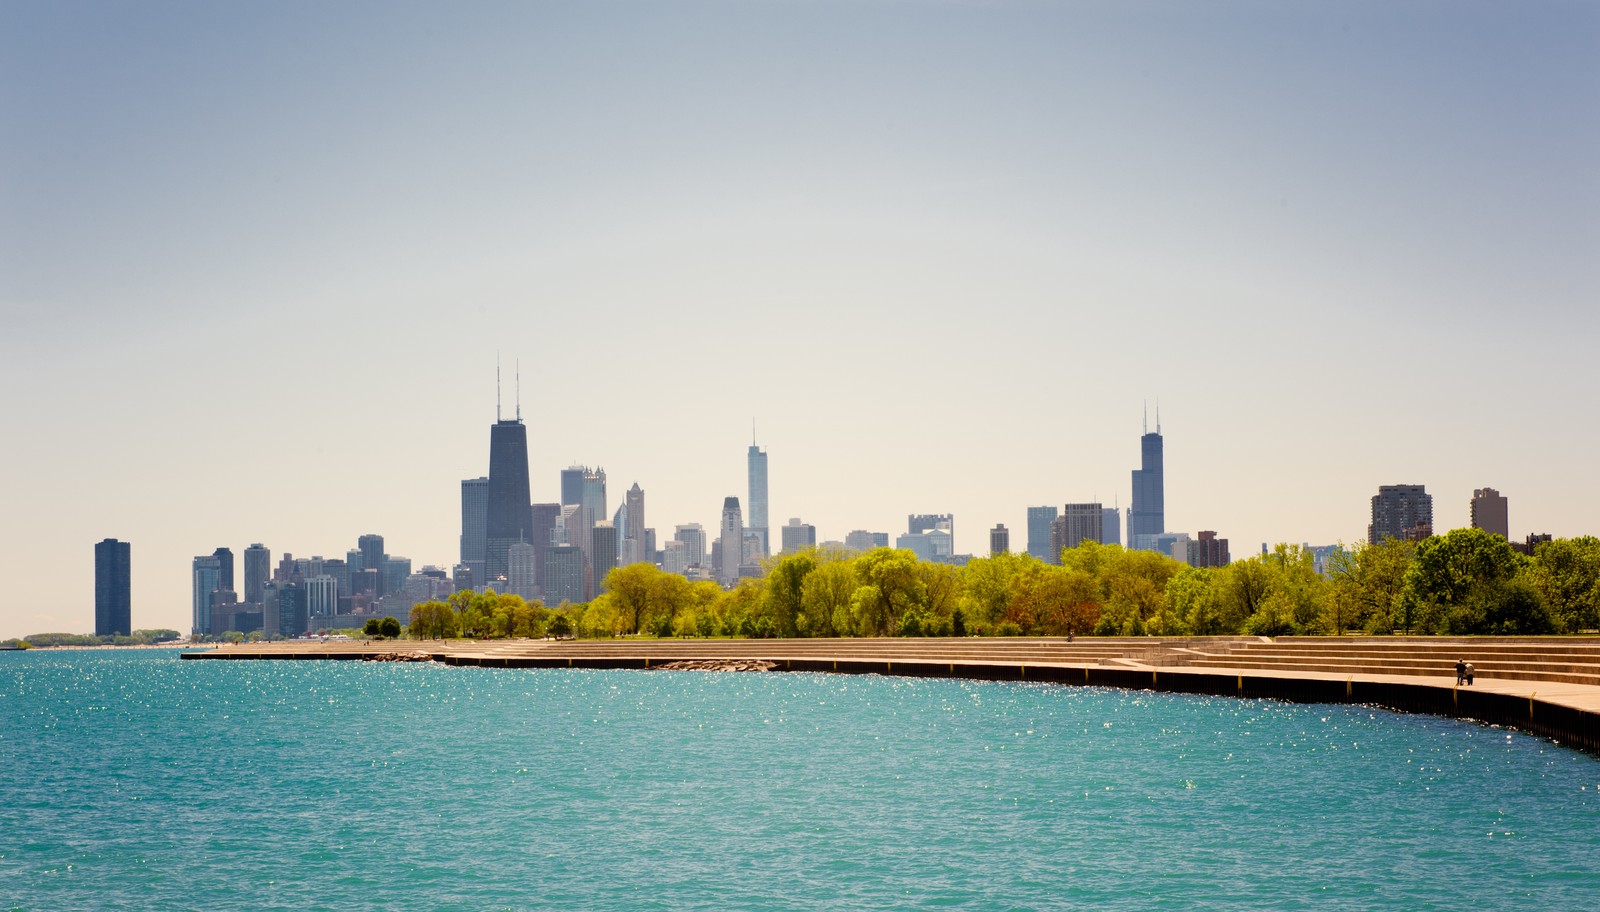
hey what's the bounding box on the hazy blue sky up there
[3,1,1596,638]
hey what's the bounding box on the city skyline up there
[2,2,1596,638]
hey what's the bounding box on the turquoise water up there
[2,650,1597,911]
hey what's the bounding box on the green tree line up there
[398,531,1600,640]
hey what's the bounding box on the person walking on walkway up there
[1465,662,1475,686]
[1456,658,1466,685]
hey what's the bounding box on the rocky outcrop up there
[653,659,775,672]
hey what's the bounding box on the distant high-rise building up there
[662,540,689,576]
[94,538,131,637]
[1470,488,1509,539]
[305,575,338,621]
[1369,485,1433,544]
[507,542,538,601]
[719,497,743,585]
[212,547,234,595]
[845,530,877,553]
[581,468,607,530]
[780,518,816,554]
[622,483,646,566]
[748,439,769,558]
[261,581,307,639]
[559,466,587,510]
[675,523,706,568]
[1101,507,1121,552]
[192,554,223,636]
[452,564,474,594]
[1026,506,1058,563]
[897,525,953,562]
[543,544,585,606]
[530,503,561,596]
[243,543,270,605]
[486,416,533,585]
[1129,409,1165,549]
[990,524,1010,556]
[383,557,412,597]
[358,534,385,594]
[460,476,489,581]
[871,532,889,549]
[1187,531,1230,568]
[590,522,618,596]
[1052,503,1103,557]
[909,514,953,538]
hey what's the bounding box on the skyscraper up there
[486,418,533,586]
[212,547,234,595]
[990,524,1010,556]
[530,502,561,596]
[675,523,706,568]
[622,483,646,566]
[1128,409,1165,550]
[94,538,131,637]
[748,437,769,559]
[192,554,223,636]
[1101,507,1121,552]
[1369,485,1433,544]
[243,543,270,605]
[1026,506,1058,563]
[590,522,618,596]
[543,545,585,606]
[1187,531,1230,568]
[780,518,816,554]
[719,496,743,585]
[507,542,538,601]
[460,476,489,582]
[1470,488,1509,539]
[358,534,385,594]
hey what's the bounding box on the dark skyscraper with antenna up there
[485,363,533,585]
[1128,407,1165,550]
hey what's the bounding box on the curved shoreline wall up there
[182,640,1600,757]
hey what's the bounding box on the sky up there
[2,0,1596,639]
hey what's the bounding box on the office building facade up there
[1470,488,1509,539]
[1369,485,1433,544]
[748,441,769,558]
[1026,506,1058,563]
[1128,412,1165,549]
[94,538,131,637]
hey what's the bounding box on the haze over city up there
[2,1,1596,639]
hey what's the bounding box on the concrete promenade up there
[183,636,1600,755]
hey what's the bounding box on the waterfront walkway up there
[185,636,1600,754]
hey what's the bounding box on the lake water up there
[2,649,1597,911]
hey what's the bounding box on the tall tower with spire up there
[747,422,769,559]
[1128,404,1165,550]
[485,361,533,586]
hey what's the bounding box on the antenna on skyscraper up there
[496,352,502,421]
[752,417,756,445]
[1143,401,1148,435]
[1156,399,1161,434]
[516,358,522,421]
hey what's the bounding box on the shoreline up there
[181,636,1600,756]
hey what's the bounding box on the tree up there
[378,616,401,638]
[765,552,817,638]
[799,559,855,637]
[1400,528,1533,634]
[1165,567,1221,635]
[958,552,1032,633]
[1326,539,1414,634]
[1526,537,1600,633]
[363,618,381,637]
[850,549,926,637]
